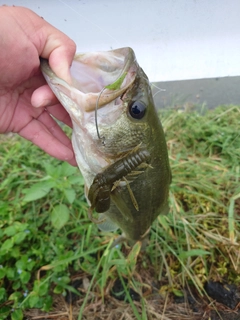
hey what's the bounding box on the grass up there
[0,105,239,319]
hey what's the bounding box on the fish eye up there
[129,101,146,119]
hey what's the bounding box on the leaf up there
[4,222,29,236]
[12,281,21,290]
[44,162,65,178]
[54,275,70,285]
[53,284,64,294]
[50,204,69,229]
[11,247,20,259]
[8,291,22,302]
[33,280,49,296]
[3,225,17,237]
[0,267,5,279]
[1,238,14,253]
[60,162,78,177]
[42,295,52,311]
[0,287,6,301]
[68,175,85,185]
[28,294,39,308]
[127,241,141,267]
[11,309,23,320]
[6,268,16,280]
[0,306,11,318]
[179,249,210,260]
[172,289,184,297]
[15,260,25,271]
[26,259,35,271]
[22,181,54,202]
[44,162,77,178]
[64,188,76,204]
[13,231,27,244]
[20,271,31,284]
[38,282,49,297]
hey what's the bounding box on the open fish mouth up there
[41,47,138,113]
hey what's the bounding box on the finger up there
[47,104,73,128]
[37,109,72,148]
[31,84,59,108]
[39,23,76,83]
[19,118,77,166]
[4,7,76,83]
[31,85,73,127]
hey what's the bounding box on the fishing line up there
[141,75,166,98]
[152,83,166,98]
[95,87,106,145]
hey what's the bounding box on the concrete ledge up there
[153,76,240,109]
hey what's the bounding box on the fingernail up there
[52,64,72,84]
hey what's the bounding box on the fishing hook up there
[95,87,106,145]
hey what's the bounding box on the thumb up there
[17,6,77,82]
[41,31,76,83]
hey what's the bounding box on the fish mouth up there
[41,47,138,113]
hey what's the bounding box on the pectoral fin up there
[97,214,119,232]
[110,188,134,222]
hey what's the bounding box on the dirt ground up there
[24,280,240,320]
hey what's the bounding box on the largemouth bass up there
[41,47,171,245]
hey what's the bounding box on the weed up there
[0,105,239,319]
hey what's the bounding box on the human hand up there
[0,6,77,166]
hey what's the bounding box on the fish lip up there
[40,47,138,113]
